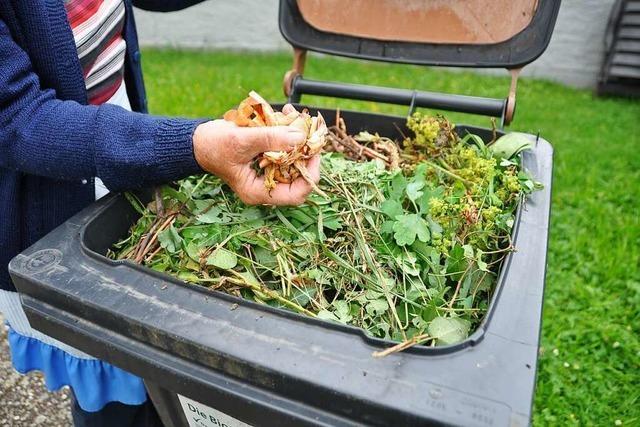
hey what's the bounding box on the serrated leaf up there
[393,214,430,246]
[428,317,471,345]
[206,248,238,269]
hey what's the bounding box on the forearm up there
[2,98,204,191]
[1,19,204,191]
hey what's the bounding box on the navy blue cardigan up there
[0,0,207,292]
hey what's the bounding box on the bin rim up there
[77,111,529,356]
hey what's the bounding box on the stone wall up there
[133,0,615,88]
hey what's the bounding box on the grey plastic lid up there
[279,0,561,68]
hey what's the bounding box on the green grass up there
[141,49,640,426]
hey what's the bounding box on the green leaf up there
[253,246,277,269]
[463,244,475,259]
[239,207,263,221]
[286,208,315,225]
[490,133,534,159]
[161,185,188,203]
[177,271,200,283]
[158,225,183,253]
[322,213,343,230]
[290,288,316,307]
[185,242,203,261]
[411,241,436,265]
[366,299,389,316]
[317,310,339,322]
[332,300,353,323]
[306,268,331,285]
[380,199,404,219]
[206,248,238,269]
[398,251,421,276]
[406,181,425,202]
[415,185,445,213]
[476,250,489,272]
[196,206,224,224]
[193,199,212,213]
[124,192,146,215]
[428,317,471,345]
[461,133,487,153]
[380,220,396,235]
[237,270,260,287]
[446,243,467,281]
[426,216,443,238]
[389,173,407,200]
[393,214,430,246]
[365,289,384,300]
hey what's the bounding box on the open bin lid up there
[279,0,560,68]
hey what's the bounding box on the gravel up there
[0,313,73,427]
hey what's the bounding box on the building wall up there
[133,0,615,88]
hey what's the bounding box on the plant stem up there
[228,271,316,317]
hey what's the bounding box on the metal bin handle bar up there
[282,48,521,126]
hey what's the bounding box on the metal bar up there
[291,77,507,118]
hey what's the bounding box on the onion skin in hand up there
[224,91,327,196]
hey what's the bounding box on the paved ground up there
[0,313,72,427]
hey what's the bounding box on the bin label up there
[178,394,253,427]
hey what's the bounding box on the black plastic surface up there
[279,0,561,68]
[9,109,552,427]
[288,77,508,119]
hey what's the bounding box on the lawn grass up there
[141,49,640,426]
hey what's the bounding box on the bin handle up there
[283,48,307,98]
[503,68,522,127]
[282,48,521,127]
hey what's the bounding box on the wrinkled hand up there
[193,119,320,206]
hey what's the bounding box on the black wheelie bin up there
[9,1,560,426]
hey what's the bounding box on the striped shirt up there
[64,0,127,105]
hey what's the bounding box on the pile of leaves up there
[111,113,540,353]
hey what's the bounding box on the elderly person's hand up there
[193,119,320,206]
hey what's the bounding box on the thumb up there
[238,126,305,155]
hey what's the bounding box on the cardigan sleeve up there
[132,0,208,12]
[0,18,205,191]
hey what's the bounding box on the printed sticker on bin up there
[178,395,252,427]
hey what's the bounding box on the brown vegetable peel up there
[224,91,328,196]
